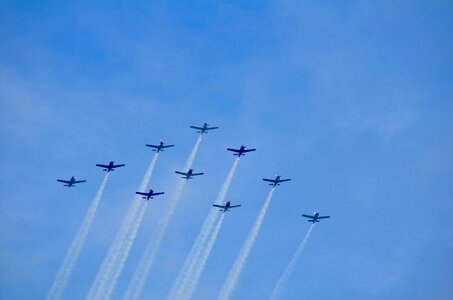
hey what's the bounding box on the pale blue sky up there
[1,1,452,299]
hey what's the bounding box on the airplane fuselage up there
[175,168,204,180]
[200,123,208,133]
[135,188,164,200]
[220,201,231,212]
[57,176,86,187]
[155,142,165,152]
[238,146,246,156]
[233,146,247,157]
[314,213,319,221]
[213,201,241,212]
[302,211,330,223]
[310,213,320,223]
[96,161,125,172]
[66,177,76,187]
[146,141,174,152]
[271,176,281,187]
[262,175,290,187]
[190,122,218,134]
[181,169,193,179]
[145,189,155,200]
[105,161,115,172]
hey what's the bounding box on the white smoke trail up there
[217,187,276,300]
[269,224,315,300]
[167,157,240,300]
[88,198,141,300]
[123,134,204,300]
[123,180,185,300]
[185,134,203,170]
[87,153,159,300]
[102,201,149,300]
[46,173,110,300]
[181,213,226,300]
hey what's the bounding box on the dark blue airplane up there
[146,141,175,152]
[57,176,86,187]
[227,145,256,157]
[213,201,241,213]
[190,122,218,134]
[302,212,331,223]
[135,189,164,200]
[175,168,204,180]
[96,161,125,172]
[262,175,291,187]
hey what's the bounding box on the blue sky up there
[1,1,452,299]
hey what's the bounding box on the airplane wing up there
[57,179,70,183]
[229,204,242,208]
[73,180,86,184]
[318,216,330,219]
[213,204,227,209]
[152,192,164,196]
[279,179,291,182]
[227,148,241,153]
[190,126,203,130]
[175,171,188,176]
[301,214,315,219]
[262,178,276,183]
[146,144,159,148]
[112,164,125,168]
[191,172,204,176]
[161,144,174,148]
[205,126,218,131]
[135,192,148,196]
[243,148,256,153]
[96,164,109,168]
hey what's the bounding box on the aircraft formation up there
[57,123,329,220]
[52,122,330,300]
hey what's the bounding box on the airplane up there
[175,169,204,180]
[146,141,175,152]
[96,161,125,172]
[302,212,331,223]
[135,189,165,200]
[190,122,219,134]
[213,201,241,212]
[227,145,256,157]
[57,176,86,187]
[262,175,291,187]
